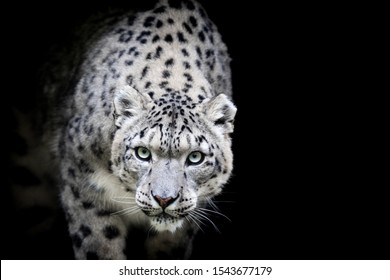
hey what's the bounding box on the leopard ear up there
[203,94,237,134]
[113,86,152,127]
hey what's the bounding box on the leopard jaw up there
[150,215,184,233]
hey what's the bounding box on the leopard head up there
[111,86,236,232]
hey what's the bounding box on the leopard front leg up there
[61,181,127,260]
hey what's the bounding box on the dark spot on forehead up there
[156,20,163,28]
[183,22,193,34]
[162,70,171,78]
[189,16,198,28]
[198,31,205,42]
[181,48,189,57]
[165,58,174,67]
[164,34,173,43]
[143,16,155,28]
[177,32,187,43]
[152,35,160,43]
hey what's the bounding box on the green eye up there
[135,147,151,161]
[187,151,205,165]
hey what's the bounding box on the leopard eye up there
[135,147,151,161]
[187,151,205,165]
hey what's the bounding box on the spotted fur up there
[44,0,236,259]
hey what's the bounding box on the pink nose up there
[153,195,175,209]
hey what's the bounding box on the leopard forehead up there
[132,96,211,156]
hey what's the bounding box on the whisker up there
[197,207,231,222]
[205,197,220,212]
[111,205,140,216]
[111,196,136,204]
[123,207,141,215]
[187,212,205,233]
[147,225,157,238]
[209,200,235,204]
[192,209,221,233]
[200,196,235,210]
[111,196,136,200]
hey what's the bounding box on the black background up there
[2,1,387,260]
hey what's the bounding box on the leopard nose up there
[152,194,177,209]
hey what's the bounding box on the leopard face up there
[111,87,236,232]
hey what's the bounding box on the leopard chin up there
[150,214,184,233]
